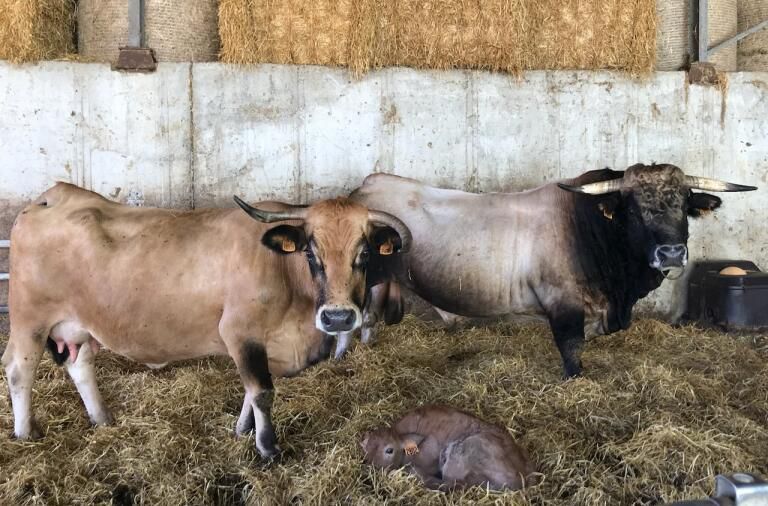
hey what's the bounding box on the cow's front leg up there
[546,307,586,379]
[232,341,279,459]
[334,331,354,359]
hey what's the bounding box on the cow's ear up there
[262,225,307,254]
[596,194,620,221]
[401,433,425,455]
[688,192,722,218]
[370,226,402,256]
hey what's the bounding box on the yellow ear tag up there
[379,240,394,256]
[282,238,296,252]
[404,442,419,456]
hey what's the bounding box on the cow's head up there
[559,163,756,273]
[233,196,411,334]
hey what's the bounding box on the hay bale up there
[145,0,219,62]
[656,0,689,70]
[738,0,768,71]
[77,0,129,63]
[78,0,219,63]
[0,0,76,63]
[219,0,353,67]
[220,0,657,75]
[707,0,738,71]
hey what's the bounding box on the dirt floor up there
[0,315,766,505]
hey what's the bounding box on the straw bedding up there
[0,0,75,63]
[0,316,766,505]
[219,0,657,75]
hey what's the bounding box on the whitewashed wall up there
[1,62,766,317]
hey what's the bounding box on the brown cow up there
[2,183,410,458]
[361,405,537,491]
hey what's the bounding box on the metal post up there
[114,0,156,72]
[698,0,709,63]
[127,0,143,48]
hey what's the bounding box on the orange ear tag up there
[404,442,419,456]
[282,239,296,252]
[379,240,394,256]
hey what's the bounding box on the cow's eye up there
[356,249,370,266]
[384,447,394,455]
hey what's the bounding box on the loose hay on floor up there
[0,317,766,505]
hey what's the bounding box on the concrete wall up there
[1,61,766,317]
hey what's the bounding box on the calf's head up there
[234,196,411,334]
[559,163,756,273]
[360,428,425,469]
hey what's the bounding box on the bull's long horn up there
[233,195,309,222]
[557,178,623,195]
[368,210,413,253]
[684,176,757,192]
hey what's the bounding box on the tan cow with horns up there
[2,183,410,458]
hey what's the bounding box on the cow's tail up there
[45,337,69,366]
[382,282,404,325]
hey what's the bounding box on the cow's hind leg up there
[1,327,46,439]
[546,307,586,379]
[65,339,112,426]
[232,341,279,459]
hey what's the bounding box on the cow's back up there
[351,175,575,316]
[10,184,311,367]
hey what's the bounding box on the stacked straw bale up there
[738,0,768,71]
[78,0,219,63]
[656,0,689,70]
[220,0,657,75]
[0,0,76,63]
[707,0,738,70]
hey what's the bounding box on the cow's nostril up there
[321,311,331,326]
[344,311,355,325]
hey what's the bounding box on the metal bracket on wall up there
[0,240,8,314]
[114,0,157,72]
[695,0,768,63]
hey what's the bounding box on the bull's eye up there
[384,447,394,455]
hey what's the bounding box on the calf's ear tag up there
[379,240,394,256]
[404,442,419,455]
[282,238,296,252]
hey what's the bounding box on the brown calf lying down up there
[361,405,537,491]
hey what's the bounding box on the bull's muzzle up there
[316,304,362,334]
[652,244,688,270]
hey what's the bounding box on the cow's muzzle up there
[651,243,688,270]
[316,304,362,334]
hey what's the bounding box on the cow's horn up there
[684,176,757,192]
[233,195,309,223]
[368,210,413,253]
[557,179,623,195]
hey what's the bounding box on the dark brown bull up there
[2,183,410,457]
[350,164,756,377]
